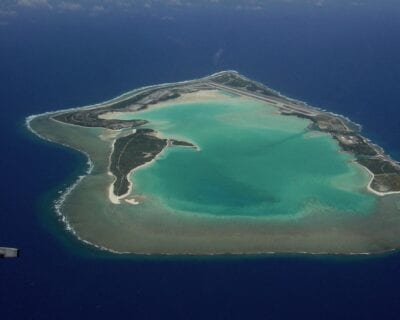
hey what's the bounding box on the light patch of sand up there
[99,89,237,120]
[160,89,230,106]
[108,182,121,204]
[99,129,121,141]
[125,198,140,205]
[303,131,324,139]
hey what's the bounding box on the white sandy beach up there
[107,135,171,204]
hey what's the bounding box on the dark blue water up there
[1,3,400,319]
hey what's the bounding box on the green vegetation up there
[110,129,167,196]
[211,72,281,98]
[53,111,147,130]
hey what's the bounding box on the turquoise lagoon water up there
[118,98,375,218]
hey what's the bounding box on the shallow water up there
[117,97,376,218]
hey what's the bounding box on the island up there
[27,71,400,255]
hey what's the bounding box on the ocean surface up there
[1,2,400,319]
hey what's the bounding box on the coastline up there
[25,70,400,255]
[26,114,117,252]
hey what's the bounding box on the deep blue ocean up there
[1,2,400,319]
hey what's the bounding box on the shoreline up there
[25,70,400,255]
[26,114,120,253]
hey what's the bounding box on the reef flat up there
[27,71,400,254]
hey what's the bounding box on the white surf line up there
[26,116,127,254]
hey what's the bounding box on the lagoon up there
[118,98,375,218]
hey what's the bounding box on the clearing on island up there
[27,71,400,255]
